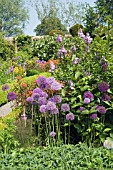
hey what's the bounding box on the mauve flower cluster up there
[83,91,94,100]
[56,34,62,43]
[78,28,92,44]
[71,45,76,53]
[73,58,80,64]
[26,76,63,115]
[96,105,106,114]
[2,84,10,91]
[58,45,67,55]
[7,92,17,101]
[90,113,97,120]
[98,81,109,92]
[49,131,56,137]
[66,113,74,120]
[102,94,110,102]
[49,61,56,72]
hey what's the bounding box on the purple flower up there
[32,93,40,101]
[21,113,27,120]
[38,97,47,106]
[90,113,97,120]
[40,92,48,98]
[102,94,110,102]
[53,95,62,104]
[66,113,74,121]
[71,45,76,53]
[33,87,43,94]
[39,105,47,113]
[79,107,85,112]
[26,97,33,103]
[58,45,67,55]
[73,58,80,64]
[102,62,108,71]
[98,81,109,92]
[7,92,17,101]
[2,84,10,91]
[85,33,92,44]
[50,108,59,114]
[46,77,55,85]
[96,106,106,114]
[56,34,62,43]
[49,131,56,137]
[83,91,94,100]
[61,103,70,112]
[49,62,56,72]
[9,66,14,72]
[46,101,56,111]
[78,28,85,39]
[36,76,47,85]
[51,81,62,91]
[84,98,90,104]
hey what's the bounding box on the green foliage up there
[16,35,32,49]
[34,16,68,35]
[0,0,29,36]
[0,33,15,60]
[49,29,64,36]
[69,24,84,37]
[0,144,113,169]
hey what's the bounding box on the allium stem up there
[68,121,70,144]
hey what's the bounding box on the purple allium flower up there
[38,97,47,106]
[96,106,106,114]
[48,97,55,103]
[50,108,59,114]
[39,105,47,113]
[46,101,56,111]
[26,97,33,103]
[78,28,85,39]
[56,34,62,43]
[36,76,47,85]
[40,92,48,98]
[7,92,17,101]
[73,57,80,64]
[61,103,70,112]
[21,113,27,120]
[33,87,43,94]
[84,98,90,104]
[79,107,85,112]
[9,66,14,72]
[32,93,40,101]
[98,81,109,92]
[46,77,55,85]
[49,131,56,137]
[53,95,62,104]
[51,81,62,91]
[66,113,74,121]
[102,94,110,102]
[58,45,67,55]
[83,91,94,100]
[2,84,10,91]
[90,113,97,120]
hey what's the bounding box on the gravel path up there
[0,102,15,117]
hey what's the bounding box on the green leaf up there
[103,128,111,133]
[81,110,89,115]
[71,97,76,103]
[75,71,81,79]
[64,123,69,127]
[61,89,65,96]
[72,103,82,108]
[81,85,89,92]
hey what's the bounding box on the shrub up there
[69,24,84,37]
[49,29,64,36]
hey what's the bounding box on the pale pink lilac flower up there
[66,113,74,120]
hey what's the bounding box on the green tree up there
[0,0,29,36]
[84,0,113,35]
[34,16,68,35]
[35,0,88,28]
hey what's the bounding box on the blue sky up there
[24,0,96,36]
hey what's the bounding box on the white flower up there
[103,139,113,149]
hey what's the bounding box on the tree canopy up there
[34,16,68,35]
[0,0,29,36]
